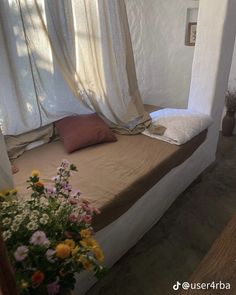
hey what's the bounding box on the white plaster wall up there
[126,0,199,108]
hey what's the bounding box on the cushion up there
[5,124,54,160]
[142,108,213,145]
[55,113,117,153]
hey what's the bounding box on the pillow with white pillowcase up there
[142,108,213,145]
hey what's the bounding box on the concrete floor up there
[87,134,236,295]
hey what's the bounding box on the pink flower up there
[14,245,28,261]
[68,197,79,205]
[82,215,92,223]
[46,186,56,194]
[68,213,77,223]
[82,204,90,211]
[30,231,50,247]
[52,176,60,182]
[47,278,60,294]
[94,207,101,215]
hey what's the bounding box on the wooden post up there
[0,129,14,191]
[0,230,19,295]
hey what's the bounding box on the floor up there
[87,134,236,295]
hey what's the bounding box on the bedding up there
[13,128,207,231]
[5,124,54,159]
[55,114,117,153]
[143,108,212,145]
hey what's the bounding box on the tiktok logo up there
[173,281,181,291]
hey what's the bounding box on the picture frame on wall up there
[186,22,197,46]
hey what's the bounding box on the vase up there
[222,110,235,136]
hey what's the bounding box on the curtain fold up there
[0,1,42,135]
[30,0,151,134]
[0,0,151,135]
[0,0,92,135]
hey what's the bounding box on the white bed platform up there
[1,1,235,294]
[74,131,214,294]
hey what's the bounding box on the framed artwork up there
[186,22,197,46]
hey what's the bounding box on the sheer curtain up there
[26,0,151,134]
[0,0,150,135]
[0,0,92,135]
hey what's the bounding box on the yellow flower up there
[64,239,75,249]
[80,229,92,239]
[31,170,40,177]
[55,244,71,259]
[71,245,80,257]
[80,238,98,250]
[1,189,10,196]
[20,280,29,289]
[78,256,93,271]
[9,189,17,195]
[93,247,104,263]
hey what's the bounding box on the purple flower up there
[30,231,50,247]
[47,278,60,294]
[14,245,29,261]
[63,184,72,191]
[61,159,70,168]
[46,186,56,194]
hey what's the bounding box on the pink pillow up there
[55,114,117,153]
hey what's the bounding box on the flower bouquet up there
[0,160,105,294]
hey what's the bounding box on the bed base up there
[74,135,215,294]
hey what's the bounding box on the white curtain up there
[0,0,150,135]
[0,0,92,135]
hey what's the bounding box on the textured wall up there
[126,0,199,108]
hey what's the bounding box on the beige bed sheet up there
[13,128,207,231]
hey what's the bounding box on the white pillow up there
[142,108,213,145]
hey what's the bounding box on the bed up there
[12,106,210,294]
[13,129,206,231]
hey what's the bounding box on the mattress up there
[13,128,207,231]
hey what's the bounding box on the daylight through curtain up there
[28,0,151,134]
[0,0,151,135]
[0,0,92,135]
